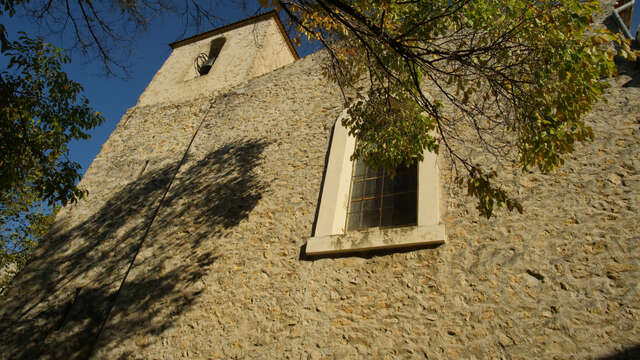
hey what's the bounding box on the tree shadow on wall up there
[598,345,640,359]
[0,139,270,360]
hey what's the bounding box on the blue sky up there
[3,2,318,176]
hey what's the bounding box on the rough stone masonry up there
[1,3,639,359]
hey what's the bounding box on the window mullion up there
[379,169,385,227]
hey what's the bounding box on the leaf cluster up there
[1,33,104,206]
[0,34,99,292]
[272,0,638,217]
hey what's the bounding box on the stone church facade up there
[1,5,639,359]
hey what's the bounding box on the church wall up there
[1,7,639,359]
[248,18,297,79]
[92,52,348,359]
[105,56,639,359]
[66,52,640,359]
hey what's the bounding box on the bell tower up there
[136,11,299,107]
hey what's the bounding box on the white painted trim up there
[306,224,445,256]
[308,116,445,255]
[314,110,356,237]
[417,147,440,226]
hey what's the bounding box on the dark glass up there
[347,158,418,231]
[353,161,367,180]
[347,212,361,230]
[363,179,380,197]
[381,206,394,227]
[349,200,362,213]
[362,198,379,210]
[351,181,364,199]
[391,193,416,226]
[362,210,379,228]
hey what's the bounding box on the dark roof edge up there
[168,11,300,60]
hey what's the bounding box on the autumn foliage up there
[264,0,638,217]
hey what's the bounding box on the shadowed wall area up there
[0,139,270,359]
[599,345,640,359]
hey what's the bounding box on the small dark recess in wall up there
[195,37,226,76]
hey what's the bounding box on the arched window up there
[305,110,445,255]
[194,37,226,76]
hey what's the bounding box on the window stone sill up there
[305,223,446,256]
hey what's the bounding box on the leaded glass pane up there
[362,198,379,210]
[349,200,362,213]
[347,212,361,231]
[346,157,418,231]
[353,160,367,179]
[362,210,379,228]
[351,181,364,199]
[363,179,380,197]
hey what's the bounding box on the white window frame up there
[306,110,446,255]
